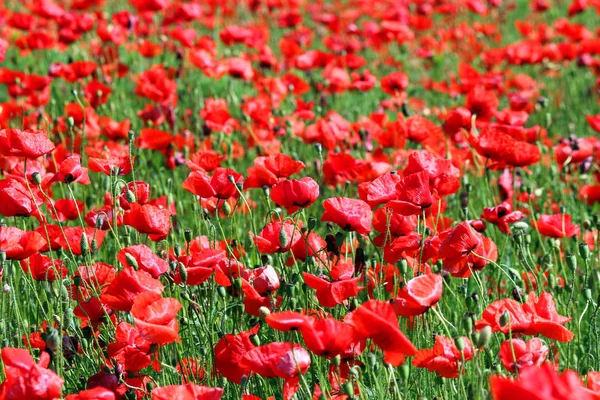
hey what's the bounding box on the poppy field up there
[1,0,600,399]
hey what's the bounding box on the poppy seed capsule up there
[258,306,270,318]
[579,242,591,260]
[477,326,492,348]
[499,311,510,327]
[31,172,42,185]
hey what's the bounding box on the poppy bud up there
[335,232,345,248]
[477,326,492,348]
[67,116,75,128]
[174,244,182,258]
[31,172,42,185]
[178,262,188,283]
[258,306,270,318]
[499,311,510,327]
[513,221,529,231]
[233,277,243,290]
[463,316,473,332]
[342,381,354,398]
[222,200,232,217]
[308,216,317,231]
[400,363,410,381]
[91,239,98,254]
[125,190,136,204]
[250,334,261,346]
[566,254,577,271]
[80,233,89,257]
[455,337,465,352]
[217,286,227,297]
[279,227,289,249]
[332,354,341,367]
[579,242,591,260]
[314,143,323,155]
[585,288,592,301]
[399,259,408,275]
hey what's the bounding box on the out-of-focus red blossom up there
[346,300,417,366]
[481,202,524,234]
[468,126,541,167]
[499,338,549,373]
[392,273,443,317]
[413,335,474,378]
[20,253,68,281]
[270,177,320,213]
[65,387,115,400]
[322,197,372,235]
[183,168,243,200]
[490,363,593,400]
[535,214,580,238]
[0,128,55,159]
[151,383,223,400]
[475,291,574,342]
[0,348,63,400]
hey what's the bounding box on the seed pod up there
[332,355,341,367]
[579,242,591,260]
[31,172,42,185]
[125,253,139,270]
[477,326,492,348]
[308,216,317,231]
[279,227,289,249]
[499,311,510,327]
[80,232,90,257]
[178,262,188,283]
[217,286,227,297]
[259,306,270,318]
[184,228,193,242]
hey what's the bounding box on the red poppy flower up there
[134,65,177,106]
[535,214,580,238]
[499,338,548,373]
[0,348,63,400]
[20,253,68,281]
[322,197,372,235]
[245,154,305,188]
[53,199,85,221]
[101,267,164,312]
[267,312,360,359]
[123,203,171,239]
[304,262,363,307]
[438,222,498,278]
[252,220,302,254]
[270,177,320,213]
[49,155,90,185]
[481,202,524,234]
[244,265,280,295]
[392,273,443,317]
[117,244,169,278]
[174,249,227,286]
[183,168,243,200]
[381,71,409,95]
[0,177,45,218]
[0,128,55,159]
[490,363,593,400]
[131,292,182,345]
[387,171,435,216]
[240,342,311,379]
[107,322,152,373]
[0,226,46,260]
[358,173,402,209]
[56,227,106,256]
[65,387,115,400]
[214,325,259,384]
[468,126,541,167]
[88,156,134,176]
[475,291,573,342]
[413,335,474,378]
[403,150,461,197]
[346,300,417,366]
[151,384,223,400]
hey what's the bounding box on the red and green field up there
[0,0,599,399]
